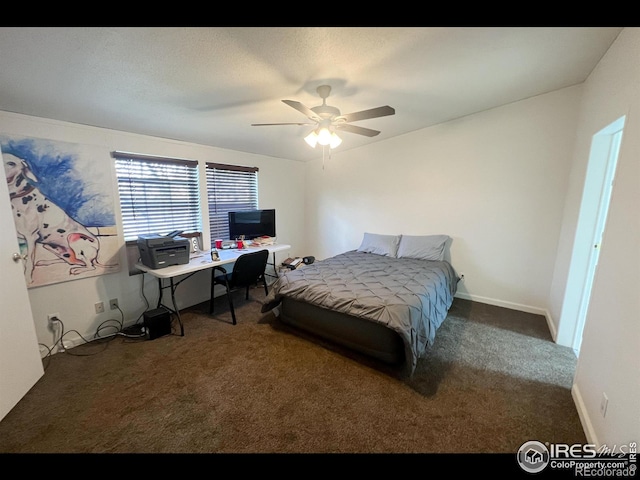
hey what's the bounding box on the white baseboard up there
[572,382,597,446]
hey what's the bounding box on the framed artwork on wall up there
[1,134,121,288]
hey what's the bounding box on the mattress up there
[262,250,458,375]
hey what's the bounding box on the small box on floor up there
[143,307,171,340]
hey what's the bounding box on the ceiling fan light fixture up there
[253,84,395,152]
[305,128,342,149]
[316,127,333,146]
[329,132,342,149]
[304,131,318,148]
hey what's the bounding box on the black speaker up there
[143,307,171,340]
[302,256,315,265]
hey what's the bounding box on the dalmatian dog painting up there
[2,136,120,287]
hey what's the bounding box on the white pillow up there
[356,232,401,257]
[396,234,450,261]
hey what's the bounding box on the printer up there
[137,233,190,269]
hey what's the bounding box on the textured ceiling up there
[0,27,623,162]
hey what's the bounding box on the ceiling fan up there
[251,85,395,149]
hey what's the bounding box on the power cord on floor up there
[41,275,171,367]
[42,309,147,369]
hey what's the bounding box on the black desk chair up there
[210,249,269,325]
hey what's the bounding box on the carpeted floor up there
[0,292,586,455]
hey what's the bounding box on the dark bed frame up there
[279,297,406,366]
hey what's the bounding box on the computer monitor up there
[228,209,276,240]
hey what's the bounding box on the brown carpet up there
[0,292,586,454]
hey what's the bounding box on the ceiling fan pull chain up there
[322,145,325,170]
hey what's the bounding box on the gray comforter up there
[262,250,458,374]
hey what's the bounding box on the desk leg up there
[265,251,278,280]
[170,277,185,336]
[156,277,184,337]
[157,277,164,309]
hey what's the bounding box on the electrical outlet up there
[109,298,119,310]
[459,273,465,281]
[600,392,609,417]
[95,301,105,314]
[47,313,60,325]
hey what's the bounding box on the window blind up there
[206,162,258,245]
[113,152,201,242]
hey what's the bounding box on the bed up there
[261,233,459,376]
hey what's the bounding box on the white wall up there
[0,111,306,353]
[552,28,640,447]
[304,86,581,322]
[4,29,637,447]
[301,27,639,448]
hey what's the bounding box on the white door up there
[0,150,44,421]
[572,118,624,354]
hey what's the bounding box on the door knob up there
[12,252,27,262]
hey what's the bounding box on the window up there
[206,162,258,245]
[113,151,201,242]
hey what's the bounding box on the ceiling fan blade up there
[282,100,322,122]
[251,122,314,126]
[335,124,381,137]
[336,105,395,123]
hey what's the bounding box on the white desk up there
[136,243,291,335]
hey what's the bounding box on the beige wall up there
[3,29,637,446]
[304,85,581,324]
[555,27,640,446]
[302,27,640,447]
[0,111,306,352]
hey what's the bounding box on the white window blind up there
[113,152,201,242]
[206,162,258,245]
